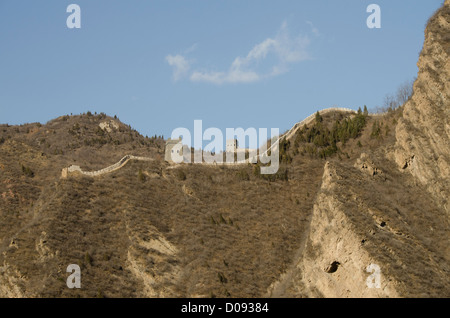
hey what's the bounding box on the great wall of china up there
[61,108,359,177]
[256,107,356,162]
[61,155,154,178]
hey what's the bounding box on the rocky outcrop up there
[99,120,119,133]
[268,153,449,297]
[298,162,399,298]
[0,262,29,297]
[394,0,450,212]
[125,223,180,297]
[355,153,384,178]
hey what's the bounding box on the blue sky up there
[0,0,444,139]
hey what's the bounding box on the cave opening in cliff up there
[326,261,340,273]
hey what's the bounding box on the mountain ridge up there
[0,2,448,298]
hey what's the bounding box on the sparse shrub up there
[52,148,64,155]
[253,165,261,177]
[84,252,93,266]
[21,165,34,178]
[279,138,292,163]
[174,169,186,181]
[219,214,227,224]
[315,111,323,123]
[236,169,250,181]
[95,127,105,136]
[218,272,228,284]
[96,288,104,298]
[84,137,107,146]
[260,165,289,182]
[138,169,146,182]
[371,121,382,138]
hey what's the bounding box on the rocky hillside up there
[0,2,448,298]
[268,1,449,297]
[395,0,450,213]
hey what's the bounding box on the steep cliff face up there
[294,20,450,293]
[270,156,449,298]
[395,0,450,212]
[267,7,450,295]
[298,162,399,298]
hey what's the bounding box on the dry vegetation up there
[0,2,448,298]
[1,102,447,297]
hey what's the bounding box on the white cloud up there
[191,69,260,85]
[306,21,320,37]
[184,43,198,54]
[165,54,191,82]
[167,22,311,85]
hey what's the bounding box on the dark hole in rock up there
[325,261,340,273]
[361,239,366,245]
[380,221,386,227]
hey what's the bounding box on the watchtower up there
[165,138,183,163]
[226,139,238,153]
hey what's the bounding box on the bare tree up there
[396,78,415,106]
[383,93,398,111]
[380,78,415,113]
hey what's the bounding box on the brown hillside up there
[395,0,450,213]
[0,2,448,298]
